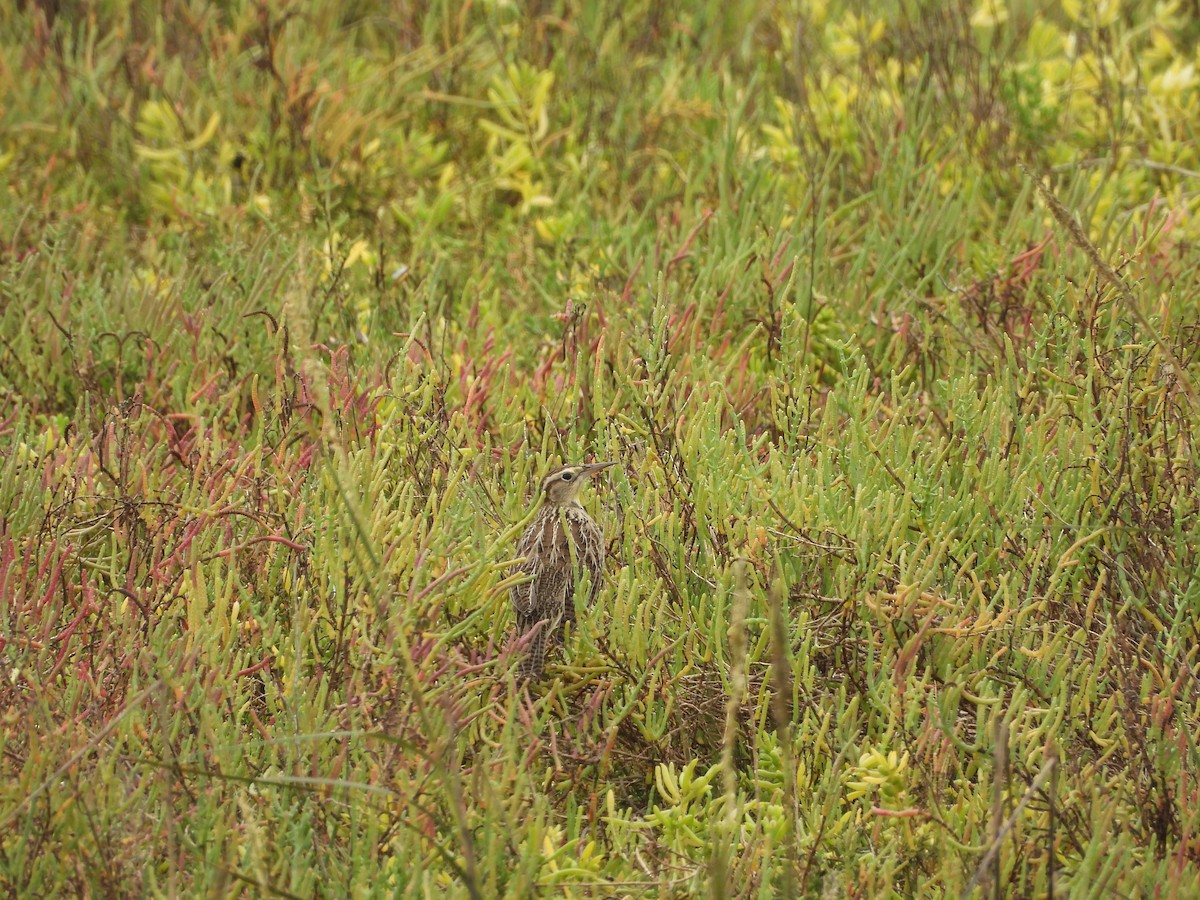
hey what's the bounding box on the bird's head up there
[540,462,617,505]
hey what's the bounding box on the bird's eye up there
[561,472,573,481]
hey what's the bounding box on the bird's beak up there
[582,461,618,477]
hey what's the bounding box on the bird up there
[510,461,616,680]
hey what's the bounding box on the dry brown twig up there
[1021,162,1198,408]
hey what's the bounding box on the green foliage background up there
[2,0,1199,895]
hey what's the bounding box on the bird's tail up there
[515,614,559,680]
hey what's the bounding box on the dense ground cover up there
[3,0,1200,895]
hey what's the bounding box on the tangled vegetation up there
[3,0,1199,895]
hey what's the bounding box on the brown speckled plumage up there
[511,462,614,679]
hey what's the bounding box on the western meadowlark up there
[510,461,616,680]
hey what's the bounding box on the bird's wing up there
[510,511,571,617]
[508,556,539,616]
[509,515,542,615]
[569,511,606,604]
